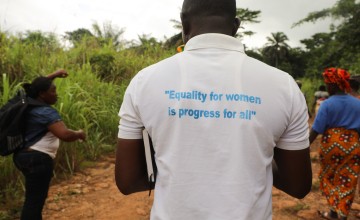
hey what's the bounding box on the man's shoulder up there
[144,54,180,71]
[242,56,292,85]
[135,53,181,80]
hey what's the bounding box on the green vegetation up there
[0,26,176,217]
[0,0,359,217]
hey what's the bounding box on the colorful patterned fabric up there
[322,68,351,93]
[319,127,360,217]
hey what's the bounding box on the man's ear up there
[232,17,241,37]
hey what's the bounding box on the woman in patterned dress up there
[309,68,360,220]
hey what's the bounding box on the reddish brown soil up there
[41,136,360,220]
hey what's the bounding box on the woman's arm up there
[48,121,86,142]
[47,69,68,80]
[309,128,319,145]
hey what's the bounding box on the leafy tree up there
[294,0,360,74]
[170,19,182,31]
[245,49,264,62]
[300,33,334,51]
[90,52,115,81]
[137,34,159,47]
[91,21,125,48]
[64,28,93,46]
[164,20,183,49]
[235,8,261,39]
[262,32,290,68]
[286,47,307,78]
[21,31,59,49]
[298,32,337,78]
[164,33,183,50]
[128,34,163,54]
[293,0,357,27]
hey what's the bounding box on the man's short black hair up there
[181,0,236,21]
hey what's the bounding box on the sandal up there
[356,211,360,219]
[317,210,338,220]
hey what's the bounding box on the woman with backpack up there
[13,69,86,220]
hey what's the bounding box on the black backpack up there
[0,89,45,156]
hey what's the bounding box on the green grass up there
[0,31,177,217]
[298,77,324,112]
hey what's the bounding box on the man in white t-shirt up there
[115,0,312,219]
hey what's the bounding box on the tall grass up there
[53,64,123,173]
[299,77,324,112]
[0,30,176,217]
[0,74,24,217]
[1,74,10,104]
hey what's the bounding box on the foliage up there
[90,51,116,81]
[20,31,60,49]
[285,47,307,79]
[64,21,125,50]
[298,77,324,112]
[1,0,360,215]
[235,8,261,39]
[245,49,264,62]
[170,19,182,31]
[293,0,357,26]
[293,0,360,77]
[0,28,177,217]
[64,28,93,46]
[164,33,183,50]
[261,32,290,68]
[91,21,125,48]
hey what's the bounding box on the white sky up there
[0,0,338,49]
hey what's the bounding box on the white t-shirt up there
[118,33,309,220]
[314,91,329,98]
[30,131,60,159]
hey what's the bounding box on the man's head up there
[319,85,326,91]
[180,0,240,43]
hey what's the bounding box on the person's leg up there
[317,209,338,219]
[321,128,360,220]
[318,128,344,219]
[13,151,53,220]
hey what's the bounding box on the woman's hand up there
[48,121,86,142]
[76,129,87,142]
[47,69,68,79]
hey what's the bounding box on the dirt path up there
[42,138,360,220]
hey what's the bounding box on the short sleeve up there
[314,91,320,98]
[312,102,329,134]
[276,78,310,150]
[118,76,144,139]
[31,106,61,126]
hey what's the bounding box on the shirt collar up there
[184,33,245,53]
